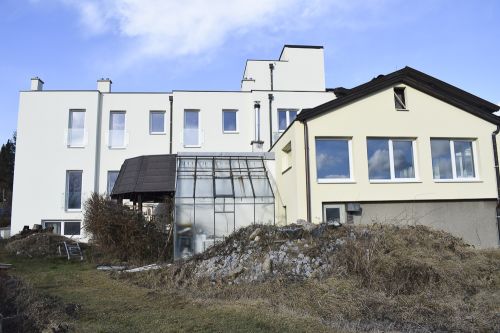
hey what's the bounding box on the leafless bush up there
[83,193,168,263]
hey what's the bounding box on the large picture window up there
[367,138,416,181]
[66,170,82,210]
[315,138,352,182]
[68,110,85,147]
[184,110,200,146]
[431,139,476,180]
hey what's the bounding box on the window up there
[278,109,298,131]
[64,221,81,236]
[323,204,346,225]
[367,138,416,181]
[394,87,407,110]
[109,111,126,148]
[431,139,476,180]
[107,171,119,194]
[223,110,238,133]
[43,221,61,235]
[150,111,165,134]
[184,110,200,147]
[282,142,292,172]
[42,220,81,236]
[315,138,352,182]
[66,170,82,210]
[68,110,85,147]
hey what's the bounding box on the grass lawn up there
[0,242,331,332]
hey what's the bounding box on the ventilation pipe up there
[97,78,112,93]
[251,101,264,152]
[269,63,275,91]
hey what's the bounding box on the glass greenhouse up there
[174,156,275,259]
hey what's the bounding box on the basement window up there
[394,87,407,110]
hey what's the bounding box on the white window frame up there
[277,108,299,132]
[107,170,120,195]
[65,170,83,211]
[42,220,82,236]
[431,138,480,182]
[368,138,419,183]
[149,111,166,135]
[222,109,238,134]
[108,111,127,149]
[322,203,346,224]
[183,109,201,148]
[67,109,86,148]
[316,138,354,183]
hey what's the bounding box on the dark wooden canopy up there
[111,154,177,202]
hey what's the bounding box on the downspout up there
[303,120,312,223]
[169,96,173,154]
[268,93,274,147]
[93,91,103,193]
[492,125,500,243]
[269,63,274,91]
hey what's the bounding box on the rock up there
[254,235,261,242]
[249,228,262,241]
[228,265,244,278]
[296,219,316,232]
[263,256,272,274]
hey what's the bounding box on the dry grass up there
[124,224,500,332]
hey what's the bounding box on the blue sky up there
[1,0,499,144]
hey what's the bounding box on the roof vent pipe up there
[269,63,275,91]
[97,78,112,93]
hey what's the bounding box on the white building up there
[11,45,335,238]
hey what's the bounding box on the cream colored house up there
[271,67,500,248]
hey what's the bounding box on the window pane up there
[215,178,233,197]
[64,222,81,235]
[454,141,475,178]
[315,139,350,179]
[367,139,390,179]
[289,110,298,122]
[68,110,85,146]
[278,111,287,131]
[109,112,125,147]
[184,111,199,146]
[223,111,237,132]
[150,112,165,133]
[67,171,82,209]
[431,140,453,179]
[325,207,340,223]
[394,88,406,109]
[44,222,61,235]
[393,140,415,178]
[107,171,119,194]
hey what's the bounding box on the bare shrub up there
[83,193,168,263]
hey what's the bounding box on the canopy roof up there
[111,154,177,201]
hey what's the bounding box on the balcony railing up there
[106,130,129,148]
[66,129,87,147]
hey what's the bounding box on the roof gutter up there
[492,125,500,244]
[303,120,312,222]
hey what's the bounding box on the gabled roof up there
[297,66,500,124]
[111,154,177,201]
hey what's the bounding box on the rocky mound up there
[5,233,73,258]
[125,223,500,332]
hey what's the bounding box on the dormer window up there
[394,87,407,110]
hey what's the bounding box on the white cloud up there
[57,0,392,66]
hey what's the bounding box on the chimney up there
[97,78,112,93]
[30,77,44,91]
